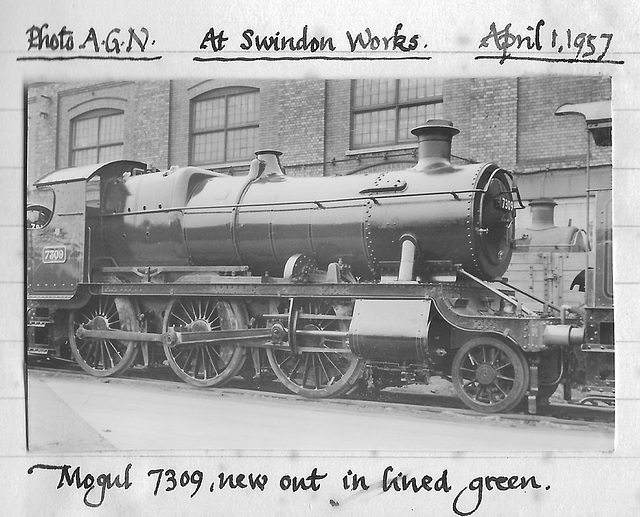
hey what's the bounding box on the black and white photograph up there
[2,1,640,515]
[25,77,614,454]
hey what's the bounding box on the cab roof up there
[34,160,147,186]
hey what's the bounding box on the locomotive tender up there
[27,120,587,414]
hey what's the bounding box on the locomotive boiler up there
[27,120,587,414]
[99,121,515,282]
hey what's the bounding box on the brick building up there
[27,77,612,232]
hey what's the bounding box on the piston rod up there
[76,325,349,349]
[76,325,271,348]
[75,326,170,344]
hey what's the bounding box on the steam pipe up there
[398,237,417,281]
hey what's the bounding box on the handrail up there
[102,188,485,217]
[457,269,536,316]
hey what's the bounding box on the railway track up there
[27,356,614,430]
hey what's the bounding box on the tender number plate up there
[43,246,67,264]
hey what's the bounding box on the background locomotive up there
[508,193,613,406]
[27,120,599,414]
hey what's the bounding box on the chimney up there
[529,198,557,229]
[411,119,460,170]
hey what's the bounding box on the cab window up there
[27,188,55,229]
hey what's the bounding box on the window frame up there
[350,79,444,150]
[189,86,260,166]
[69,108,124,167]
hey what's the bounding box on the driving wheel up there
[162,297,247,387]
[266,299,364,398]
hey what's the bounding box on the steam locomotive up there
[509,194,614,406]
[27,120,596,414]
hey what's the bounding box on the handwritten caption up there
[27,463,550,515]
[477,19,621,64]
[25,24,154,55]
[199,24,420,53]
[21,20,621,65]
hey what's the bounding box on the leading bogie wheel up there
[68,296,139,377]
[451,337,529,413]
[162,297,247,387]
[266,299,365,398]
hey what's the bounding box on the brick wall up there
[27,77,612,186]
[28,81,172,188]
[516,76,611,171]
[27,83,59,187]
[131,82,171,169]
[272,80,325,177]
[324,78,520,176]
[324,80,352,176]
[442,78,472,164]
[469,78,519,167]
[169,79,325,176]
[56,82,135,171]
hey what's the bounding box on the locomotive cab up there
[27,160,146,302]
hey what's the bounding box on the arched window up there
[70,108,124,166]
[190,87,260,165]
[351,79,443,148]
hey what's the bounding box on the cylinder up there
[349,299,431,362]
